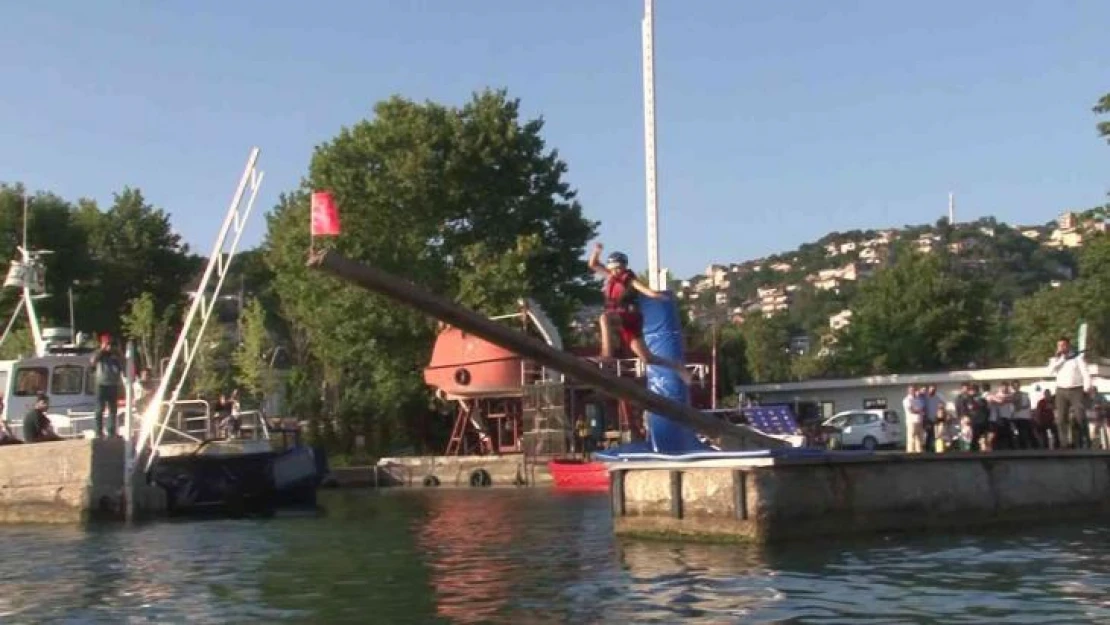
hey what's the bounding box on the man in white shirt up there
[1048,336,1092,449]
[903,385,925,453]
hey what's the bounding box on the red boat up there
[547,458,609,492]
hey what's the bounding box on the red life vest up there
[604,269,640,313]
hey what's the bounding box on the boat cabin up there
[0,328,104,437]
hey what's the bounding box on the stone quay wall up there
[610,451,1110,543]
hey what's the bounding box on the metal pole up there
[306,249,787,450]
[711,321,719,410]
[124,340,136,523]
[68,286,76,333]
[642,0,661,290]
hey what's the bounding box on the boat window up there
[13,367,48,396]
[85,367,95,395]
[51,365,85,395]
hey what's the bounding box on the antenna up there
[948,192,955,225]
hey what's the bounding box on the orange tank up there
[424,326,524,398]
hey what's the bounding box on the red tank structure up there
[422,299,713,456]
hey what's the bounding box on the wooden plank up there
[307,250,786,450]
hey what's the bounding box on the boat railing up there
[232,409,271,440]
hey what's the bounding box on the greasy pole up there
[306,250,786,450]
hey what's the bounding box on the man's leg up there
[1056,391,1074,449]
[106,386,119,437]
[598,314,614,358]
[95,388,107,438]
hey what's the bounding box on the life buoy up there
[454,368,471,386]
[422,475,441,487]
[468,468,492,488]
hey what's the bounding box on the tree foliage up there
[1095,91,1110,144]
[1010,234,1110,364]
[740,314,791,383]
[265,89,598,454]
[120,291,177,371]
[233,297,275,401]
[833,252,992,375]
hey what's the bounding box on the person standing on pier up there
[587,243,692,384]
[90,334,123,438]
[1048,337,1092,449]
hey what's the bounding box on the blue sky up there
[2,1,1108,278]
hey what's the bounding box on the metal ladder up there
[135,148,265,469]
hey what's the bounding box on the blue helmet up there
[606,251,628,267]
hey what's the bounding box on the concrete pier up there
[0,439,166,524]
[610,451,1110,543]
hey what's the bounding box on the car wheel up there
[861,436,878,451]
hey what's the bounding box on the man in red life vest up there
[588,243,692,384]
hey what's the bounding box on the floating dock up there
[607,450,1110,543]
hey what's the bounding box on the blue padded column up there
[638,293,705,453]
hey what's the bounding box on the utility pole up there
[642,0,661,290]
[711,318,719,410]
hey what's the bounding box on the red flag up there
[311,191,341,237]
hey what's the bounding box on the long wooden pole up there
[306,250,786,450]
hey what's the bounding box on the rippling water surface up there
[0,489,1108,624]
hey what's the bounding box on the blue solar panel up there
[743,406,800,435]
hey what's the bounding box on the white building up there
[736,363,1110,423]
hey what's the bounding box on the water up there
[0,489,1108,624]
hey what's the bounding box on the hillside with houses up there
[651,206,1110,386]
[679,209,1104,327]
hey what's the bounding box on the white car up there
[822,409,904,450]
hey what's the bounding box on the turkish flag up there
[311,191,341,237]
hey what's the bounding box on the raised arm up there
[631,278,666,300]
[587,243,609,277]
[1047,355,1066,375]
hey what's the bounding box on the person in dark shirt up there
[23,393,61,443]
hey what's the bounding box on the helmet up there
[606,251,629,267]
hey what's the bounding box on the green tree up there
[1095,91,1110,143]
[1010,233,1110,363]
[834,252,991,374]
[120,291,177,371]
[190,320,235,399]
[0,185,93,329]
[78,188,199,335]
[233,297,275,403]
[714,324,749,401]
[740,314,791,383]
[265,89,598,453]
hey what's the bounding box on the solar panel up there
[743,406,800,435]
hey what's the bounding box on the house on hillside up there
[915,234,941,254]
[829,309,853,332]
[757,287,790,316]
[705,264,729,287]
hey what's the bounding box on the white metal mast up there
[642,0,662,290]
[948,192,955,225]
[135,147,265,469]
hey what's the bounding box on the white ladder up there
[135,147,265,469]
